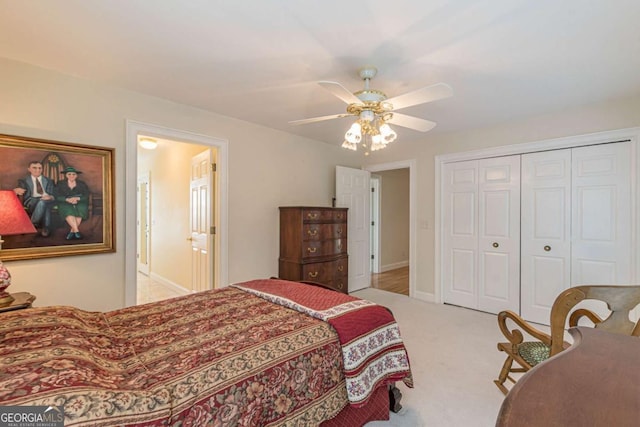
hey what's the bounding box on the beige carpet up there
[352,288,509,427]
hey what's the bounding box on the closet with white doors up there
[442,141,633,324]
[442,155,521,315]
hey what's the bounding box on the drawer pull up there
[307,212,319,219]
[307,229,318,237]
[308,271,318,278]
[337,282,344,290]
[338,265,344,272]
[336,227,343,235]
[307,247,317,253]
[337,242,342,250]
[544,245,551,252]
[492,242,499,248]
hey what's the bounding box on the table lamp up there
[0,190,37,306]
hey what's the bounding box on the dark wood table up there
[0,292,36,313]
[496,327,640,427]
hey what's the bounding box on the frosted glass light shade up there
[345,122,362,143]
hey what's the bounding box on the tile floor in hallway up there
[136,272,189,305]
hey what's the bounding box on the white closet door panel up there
[521,150,571,324]
[443,160,478,308]
[481,252,511,297]
[477,156,520,314]
[451,248,476,296]
[522,255,571,325]
[571,142,631,287]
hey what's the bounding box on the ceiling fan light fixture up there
[345,122,362,143]
[341,140,358,151]
[360,110,375,122]
[379,123,397,143]
[288,65,452,154]
[370,134,386,151]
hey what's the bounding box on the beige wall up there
[363,95,640,298]
[0,58,361,311]
[3,58,639,307]
[378,168,410,268]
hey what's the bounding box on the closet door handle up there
[492,242,499,248]
[544,245,551,252]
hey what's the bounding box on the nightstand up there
[0,292,36,313]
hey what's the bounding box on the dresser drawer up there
[303,224,322,241]
[303,223,347,241]
[302,209,333,223]
[328,223,346,239]
[331,209,347,223]
[301,258,348,293]
[302,238,347,259]
[302,262,332,283]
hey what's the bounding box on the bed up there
[0,278,412,426]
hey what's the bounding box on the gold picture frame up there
[0,134,115,260]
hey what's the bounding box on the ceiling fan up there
[289,66,453,151]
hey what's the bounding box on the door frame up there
[370,174,381,274]
[125,120,229,307]
[365,159,417,298]
[136,172,151,276]
[435,126,640,305]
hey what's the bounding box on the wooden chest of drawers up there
[279,206,348,293]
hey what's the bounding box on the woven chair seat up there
[517,341,550,366]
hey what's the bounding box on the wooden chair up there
[494,285,640,394]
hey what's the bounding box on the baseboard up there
[149,272,191,294]
[413,290,435,303]
[380,260,409,273]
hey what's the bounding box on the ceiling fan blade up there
[318,81,363,105]
[387,113,437,132]
[386,82,453,110]
[289,113,352,126]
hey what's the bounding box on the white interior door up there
[137,173,150,276]
[521,149,572,324]
[190,149,213,292]
[571,142,632,287]
[336,166,371,292]
[442,160,479,308]
[477,156,521,314]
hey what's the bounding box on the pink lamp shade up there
[0,190,37,307]
[0,190,37,235]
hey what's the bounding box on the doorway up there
[369,168,410,296]
[365,160,416,297]
[125,121,229,307]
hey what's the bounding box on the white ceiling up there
[2,0,640,146]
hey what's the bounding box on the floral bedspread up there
[0,284,350,426]
[232,279,413,407]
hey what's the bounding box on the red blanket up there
[232,279,413,407]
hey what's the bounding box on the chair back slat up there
[549,285,640,356]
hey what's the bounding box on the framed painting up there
[0,134,115,260]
